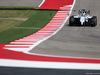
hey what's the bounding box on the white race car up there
[69,9,97,27]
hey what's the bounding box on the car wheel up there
[91,16,97,27]
[69,16,75,26]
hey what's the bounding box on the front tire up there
[69,16,75,26]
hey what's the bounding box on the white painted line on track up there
[0,59,100,70]
[15,39,37,41]
[5,45,32,46]
[4,48,29,52]
[10,42,34,44]
[38,0,45,7]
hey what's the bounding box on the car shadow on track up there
[66,24,96,27]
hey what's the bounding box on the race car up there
[69,9,97,27]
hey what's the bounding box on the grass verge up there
[0,10,35,18]
[0,19,24,32]
[0,6,37,10]
[0,6,36,18]
[0,10,57,44]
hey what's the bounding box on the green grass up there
[0,10,35,18]
[0,10,57,44]
[0,19,24,32]
[0,7,36,32]
[0,6,36,18]
[0,6,37,9]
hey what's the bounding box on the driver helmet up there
[82,11,86,16]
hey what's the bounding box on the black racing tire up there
[69,16,75,26]
[91,16,97,27]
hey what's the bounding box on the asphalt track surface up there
[0,0,43,7]
[30,0,100,59]
[0,66,100,75]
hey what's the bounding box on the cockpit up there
[78,9,90,16]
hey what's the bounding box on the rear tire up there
[91,16,97,27]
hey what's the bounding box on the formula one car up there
[69,9,97,27]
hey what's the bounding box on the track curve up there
[30,0,100,59]
[0,0,100,71]
[1,0,100,74]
